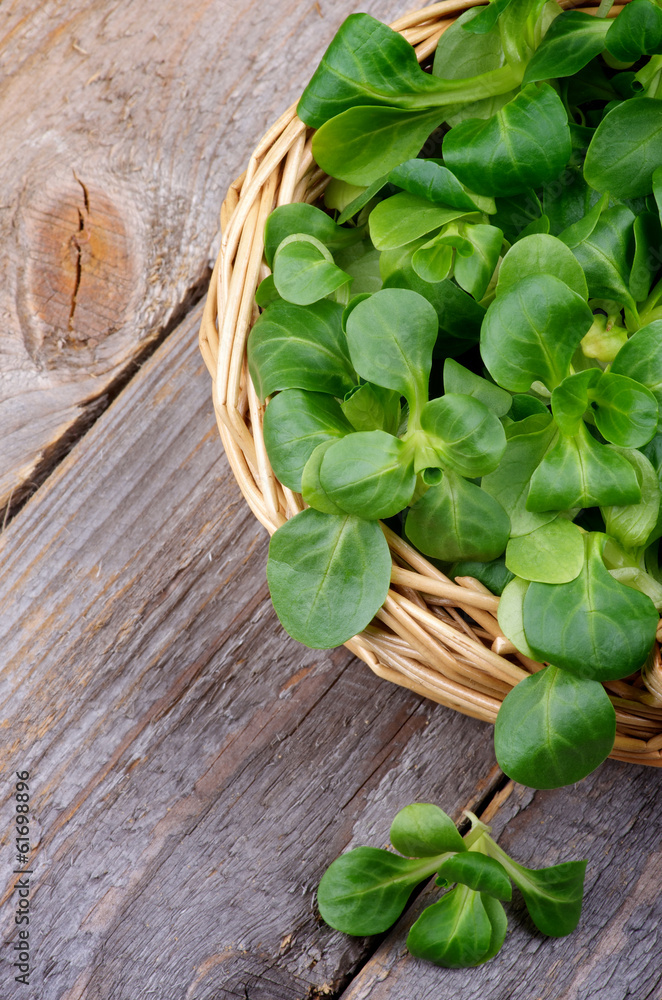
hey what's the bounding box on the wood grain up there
[0,0,409,516]
[0,301,502,999]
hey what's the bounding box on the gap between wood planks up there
[0,270,210,532]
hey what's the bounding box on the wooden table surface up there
[1,2,660,998]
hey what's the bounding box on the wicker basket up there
[199,0,662,767]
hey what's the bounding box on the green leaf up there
[389,158,495,213]
[443,84,572,197]
[451,556,514,596]
[341,383,401,435]
[481,412,558,536]
[301,441,347,515]
[523,11,610,85]
[630,211,662,302]
[558,191,608,250]
[484,839,587,936]
[266,509,391,648]
[390,803,466,857]
[610,319,662,407]
[601,447,661,550]
[336,174,390,226]
[443,359,512,417]
[497,576,537,658]
[319,430,416,520]
[496,234,589,300]
[605,0,662,62]
[551,369,602,437]
[590,373,658,448]
[505,519,584,584]
[312,106,446,186]
[419,394,507,477]
[272,234,352,305]
[522,532,659,680]
[433,6,505,79]
[481,274,594,392]
[368,192,473,251]
[494,665,616,788]
[405,471,510,562]
[334,240,383,296]
[407,885,495,967]
[436,853,512,901]
[317,846,443,935]
[527,422,641,511]
[584,98,662,200]
[345,289,438,417]
[570,206,636,312]
[264,203,361,268]
[411,236,456,284]
[262,390,353,492]
[248,299,356,401]
[454,224,504,301]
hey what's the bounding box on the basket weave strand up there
[200,0,662,767]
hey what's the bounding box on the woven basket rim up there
[200,0,662,768]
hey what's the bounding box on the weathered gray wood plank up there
[0,301,502,999]
[339,765,662,1000]
[0,0,409,515]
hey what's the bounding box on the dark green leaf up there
[248,299,356,400]
[264,203,361,268]
[273,234,351,305]
[405,471,510,562]
[319,430,416,519]
[481,412,558,536]
[590,373,658,448]
[522,532,658,680]
[390,803,466,857]
[569,205,636,312]
[443,358,512,417]
[262,390,353,492]
[610,319,662,407]
[584,98,662,200]
[443,84,572,197]
[481,274,594,392]
[494,665,616,788]
[454,224,504,300]
[345,288,438,417]
[419,394,507,477]
[527,422,641,511]
[407,886,495,967]
[497,234,588,300]
[341,383,401,435]
[317,846,443,935]
[451,556,514,595]
[369,192,473,251]
[267,509,391,648]
[389,158,495,213]
[523,11,610,86]
[436,853,512,901]
[605,0,662,62]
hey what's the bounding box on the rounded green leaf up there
[369,192,472,251]
[317,846,438,935]
[301,441,347,515]
[405,472,510,562]
[497,234,589,300]
[522,532,658,680]
[481,274,593,393]
[590,373,658,448]
[248,299,356,401]
[389,158,493,212]
[569,205,636,312]
[262,390,353,492]
[266,509,391,648]
[436,853,512,901]
[605,0,662,63]
[584,98,662,200]
[443,359,512,418]
[272,234,351,305]
[407,886,494,968]
[523,11,610,85]
[264,202,361,267]
[505,519,585,584]
[319,430,416,519]
[601,447,661,550]
[610,319,662,408]
[419,394,507,477]
[443,84,572,197]
[345,288,438,414]
[494,665,616,788]
[497,576,536,658]
[390,803,466,858]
